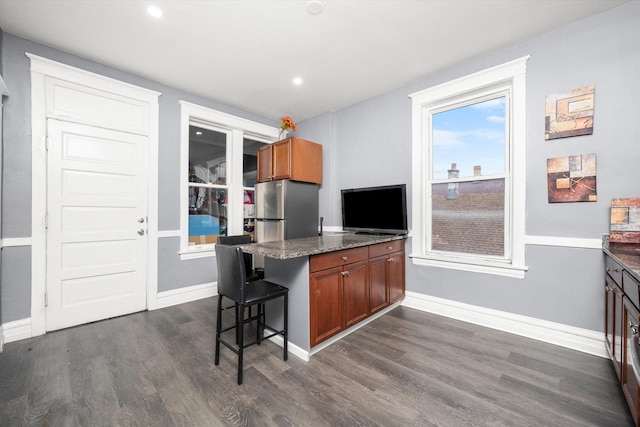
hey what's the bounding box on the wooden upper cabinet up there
[257,137,322,184]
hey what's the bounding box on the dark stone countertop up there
[603,235,640,281]
[238,233,407,260]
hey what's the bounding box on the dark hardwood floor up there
[0,297,634,426]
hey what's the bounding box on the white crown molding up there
[402,291,606,358]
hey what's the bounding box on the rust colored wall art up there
[610,198,640,243]
[547,153,597,203]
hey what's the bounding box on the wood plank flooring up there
[0,297,634,426]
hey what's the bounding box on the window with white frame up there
[409,57,529,278]
[180,102,279,258]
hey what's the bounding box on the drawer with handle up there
[310,247,369,272]
[369,239,404,258]
[606,256,623,285]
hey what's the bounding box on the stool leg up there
[283,293,288,361]
[238,304,244,385]
[235,304,240,345]
[215,295,223,365]
[256,303,262,345]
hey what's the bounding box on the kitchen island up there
[238,233,406,360]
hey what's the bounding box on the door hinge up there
[45,212,49,229]
[45,136,49,151]
[45,292,48,307]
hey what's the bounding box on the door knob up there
[138,217,145,223]
[137,229,145,236]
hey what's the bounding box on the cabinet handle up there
[342,271,349,276]
[607,267,621,273]
[388,257,393,263]
[342,256,348,261]
[388,246,393,250]
[630,322,639,335]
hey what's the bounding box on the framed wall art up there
[545,85,595,140]
[610,198,640,243]
[547,153,597,203]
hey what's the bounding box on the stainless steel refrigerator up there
[255,180,319,243]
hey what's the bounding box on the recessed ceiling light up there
[147,5,163,18]
[293,77,303,86]
[306,1,323,15]
[195,131,203,135]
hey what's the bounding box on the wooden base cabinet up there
[309,240,405,347]
[310,247,369,346]
[257,137,322,184]
[605,250,640,426]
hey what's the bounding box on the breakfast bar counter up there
[237,233,405,260]
[237,233,406,360]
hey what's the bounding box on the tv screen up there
[341,184,408,235]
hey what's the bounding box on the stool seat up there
[242,280,288,305]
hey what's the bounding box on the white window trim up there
[409,56,529,278]
[178,101,279,259]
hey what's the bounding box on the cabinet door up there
[606,277,616,361]
[257,144,273,182]
[623,297,640,425]
[388,250,405,304]
[310,266,343,346]
[272,139,292,180]
[606,275,624,381]
[343,261,369,328]
[369,255,389,315]
[615,283,625,379]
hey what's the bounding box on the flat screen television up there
[341,184,408,235]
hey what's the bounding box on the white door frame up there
[28,53,160,336]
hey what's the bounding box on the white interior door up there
[45,119,148,331]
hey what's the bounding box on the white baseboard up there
[2,317,33,344]
[152,282,217,310]
[402,291,607,358]
[268,334,310,362]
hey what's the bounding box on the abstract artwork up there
[610,198,640,243]
[547,153,597,203]
[545,86,595,140]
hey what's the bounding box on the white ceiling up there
[0,0,629,122]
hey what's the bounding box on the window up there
[410,57,529,278]
[180,102,279,258]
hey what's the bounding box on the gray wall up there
[301,1,640,332]
[2,2,639,335]
[0,33,279,322]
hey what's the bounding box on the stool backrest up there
[215,244,247,303]
[218,234,253,275]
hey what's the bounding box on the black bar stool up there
[214,244,288,385]
[217,235,264,342]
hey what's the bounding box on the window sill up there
[410,254,528,279]
[179,245,216,260]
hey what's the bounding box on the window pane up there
[243,138,266,187]
[188,125,227,245]
[432,97,506,180]
[188,187,227,245]
[189,125,226,185]
[242,138,266,242]
[431,179,505,256]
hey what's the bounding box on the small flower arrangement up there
[279,116,297,138]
